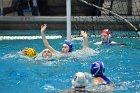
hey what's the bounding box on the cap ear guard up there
[90,61,105,76]
[108,34,111,38]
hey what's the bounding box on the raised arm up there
[81,30,89,48]
[40,24,58,54]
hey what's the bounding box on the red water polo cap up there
[101,29,111,36]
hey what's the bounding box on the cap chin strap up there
[107,34,111,43]
[108,34,111,38]
[100,75,111,84]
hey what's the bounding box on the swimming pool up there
[0,30,140,93]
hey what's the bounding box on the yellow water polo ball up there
[24,48,37,58]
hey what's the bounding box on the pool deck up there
[0,16,139,30]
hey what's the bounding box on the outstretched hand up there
[22,48,28,54]
[41,24,47,33]
[81,30,88,38]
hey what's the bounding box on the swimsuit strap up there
[102,40,112,45]
[101,75,111,84]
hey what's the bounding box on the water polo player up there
[94,29,117,45]
[90,61,114,92]
[90,61,112,85]
[40,24,89,57]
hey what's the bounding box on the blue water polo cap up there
[90,61,105,76]
[64,41,73,52]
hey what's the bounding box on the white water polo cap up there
[72,72,88,88]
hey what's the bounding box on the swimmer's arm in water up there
[94,40,118,45]
[111,41,117,44]
[40,24,59,55]
[111,41,127,46]
[104,85,114,92]
[81,30,89,48]
[94,41,102,45]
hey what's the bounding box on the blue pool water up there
[0,30,140,93]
